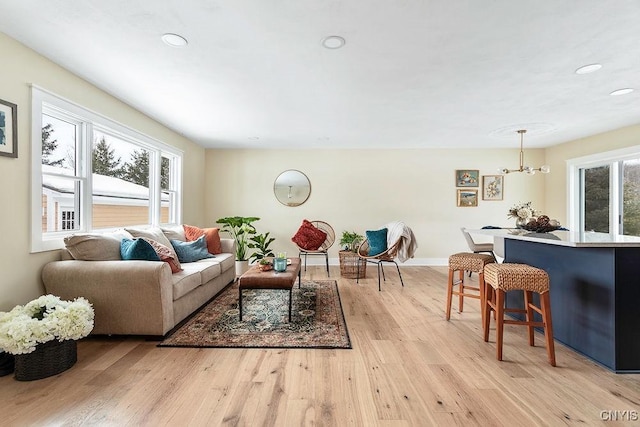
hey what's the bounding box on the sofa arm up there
[220,238,236,256]
[42,260,174,336]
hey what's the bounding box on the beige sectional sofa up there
[42,226,236,336]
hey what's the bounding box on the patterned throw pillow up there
[291,219,327,251]
[183,224,222,254]
[366,228,388,256]
[170,235,214,263]
[125,227,179,260]
[141,237,182,273]
[120,238,161,261]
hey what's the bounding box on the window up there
[31,86,183,252]
[568,146,640,237]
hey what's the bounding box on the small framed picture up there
[0,98,18,158]
[482,175,504,201]
[455,169,479,187]
[457,189,478,207]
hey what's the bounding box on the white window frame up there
[31,85,183,252]
[567,145,640,235]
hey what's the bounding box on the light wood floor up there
[2,266,639,426]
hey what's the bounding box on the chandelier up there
[499,129,550,175]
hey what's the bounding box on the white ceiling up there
[1,0,640,149]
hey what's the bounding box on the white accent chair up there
[461,228,497,275]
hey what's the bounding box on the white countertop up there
[468,228,640,248]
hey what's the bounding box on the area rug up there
[159,280,351,349]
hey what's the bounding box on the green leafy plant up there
[340,231,364,252]
[216,216,260,261]
[248,232,276,264]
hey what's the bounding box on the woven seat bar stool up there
[482,263,556,366]
[445,252,495,324]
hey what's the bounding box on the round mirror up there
[274,170,311,207]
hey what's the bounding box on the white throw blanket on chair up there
[385,221,418,263]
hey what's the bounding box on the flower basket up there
[14,339,77,381]
[0,294,93,381]
[339,251,367,279]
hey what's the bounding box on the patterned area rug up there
[159,280,351,349]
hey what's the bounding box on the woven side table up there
[339,251,366,279]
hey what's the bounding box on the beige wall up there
[204,148,548,264]
[3,29,637,311]
[544,125,640,224]
[0,33,206,311]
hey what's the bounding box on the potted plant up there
[340,231,364,252]
[257,258,273,272]
[248,232,276,264]
[0,294,94,381]
[216,216,260,276]
[338,231,366,278]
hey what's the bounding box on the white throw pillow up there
[64,229,133,261]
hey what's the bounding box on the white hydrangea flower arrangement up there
[507,201,536,220]
[0,295,94,355]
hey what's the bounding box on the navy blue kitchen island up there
[472,229,640,373]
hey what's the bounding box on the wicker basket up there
[339,251,367,279]
[14,339,77,381]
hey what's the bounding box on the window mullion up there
[611,161,621,236]
[149,150,161,226]
[82,122,93,232]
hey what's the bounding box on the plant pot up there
[235,260,250,277]
[14,339,77,381]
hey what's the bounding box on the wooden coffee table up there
[238,257,302,322]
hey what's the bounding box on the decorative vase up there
[14,339,77,381]
[274,253,287,272]
[516,217,528,229]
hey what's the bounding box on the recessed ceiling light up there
[161,33,188,47]
[322,36,345,49]
[610,88,634,96]
[575,63,602,74]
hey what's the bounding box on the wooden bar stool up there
[446,252,495,323]
[482,263,556,366]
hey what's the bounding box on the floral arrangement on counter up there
[507,202,562,232]
[0,295,94,355]
[507,201,537,220]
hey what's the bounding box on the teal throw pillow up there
[120,238,161,261]
[170,235,214,263]
[366,228,388,256]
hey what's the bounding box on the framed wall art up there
[482,175,504,200]
[0,98,17,158]
[455,169,479,187]
[457,189,478,207]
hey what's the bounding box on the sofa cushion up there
[170,235,214,263]
[64,229,133,260]
[183,224,222,254]
[366,227,388,256]
[120,238,161,261]
[291,219,327,251]
[171,266,203,300]
[194,258,222,284]
[212,252,235,273]
[142,237,182,273]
